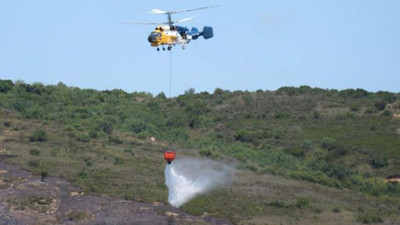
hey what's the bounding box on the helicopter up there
[124,6,218,51]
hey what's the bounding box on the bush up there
[155,92,166,100]
[339,89,369,98]
[371,157,388,169]
[284,148,305,157]
[296,197,309,209]
[29,149,40,156]
[76,133,90,143]
[321,137,339,150]
[266,201,293,208]
[29,129,48,142]
[76,171,88,179]
[382,110,392,117]
[313,111,320,119]
[24,107,45,119]
[374,101,386,111]
[356,214,383,224]
[302,139,312,150]
[127,119,149,134]
[275,111,291,119]
[27,159,40,168]
[0,79,14,93]
[350,104,360,112]
[114,157,124,165]
[89,130,98,139]
[322,163,352,180]
[234,130,256,143]
[108,136,123,144]
[97,121,113,134]
[333,207,341,213]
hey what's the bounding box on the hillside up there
[1,79,400,224]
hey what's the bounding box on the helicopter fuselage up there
[148,25,192,49]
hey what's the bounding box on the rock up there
[70,191,80,197]
[152,201,162,206]
[0,170,8,175]
[139,207,150,211]
[165,211,179,217]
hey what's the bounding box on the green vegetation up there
[1,80,400,224]
[6,195,52,213]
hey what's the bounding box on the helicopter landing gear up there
[182,45,186,50]
[157,48,160,52]
[163,47,166,51]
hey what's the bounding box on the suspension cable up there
[169,49,172,98]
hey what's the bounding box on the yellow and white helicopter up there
[126,6,217,51]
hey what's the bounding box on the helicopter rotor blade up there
[149,5,218,15]
[173,16,197,24]
[168,5,218,14]
[120,22,166,25]
[149,9,168,14]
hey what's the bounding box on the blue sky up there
[1,0,399,96]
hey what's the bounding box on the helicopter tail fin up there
[202,26,214,39]
[191,27,200,40]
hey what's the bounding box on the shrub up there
[127,119,148,134]
[0,79,14,93]
[284,148,305,157]
[89,130,98,139]
[313,111,320,119]
[97,121,113,134]
[114,157,124,165]
[377,91,396,103]
[66,211,88,221]
[374,101,386,111]
[155,92,166,100]
[29,149,40,156]
[322,163,352,180]
[29,129,48,142]
[382,110,392,117]
[333,207,341,213]
[76,134,90,143]
[76,171,88,179]
[266,201,293,208]
[321,137,339,150]
[371,157,388,169]
[296,198,309,209]
[27,159,40,168]
[350,104,360,112]
[234,130,255,143]
[199,149,213,157]
[356,214,383,224]
[108,136,123,144]
[302,139,312,150]
[339,88,369,98]
[275,112,291,119]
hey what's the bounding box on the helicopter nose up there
[148,34,157,43]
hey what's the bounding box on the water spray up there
[164,158,233,207]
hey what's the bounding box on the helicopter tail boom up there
[190,26,213,40]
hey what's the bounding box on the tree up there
[0,79,14,93]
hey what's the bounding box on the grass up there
[6,195,52,213]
